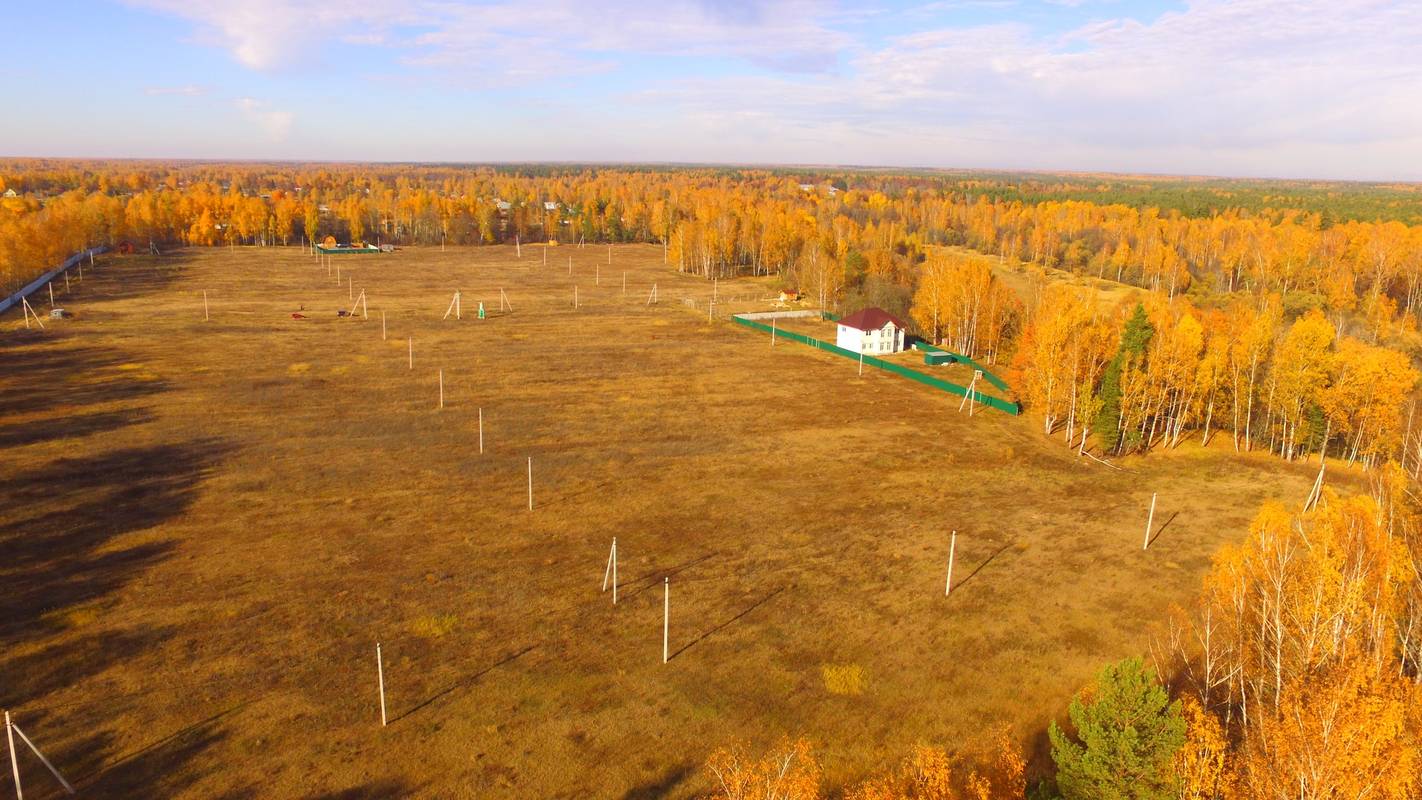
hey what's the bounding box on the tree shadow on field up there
[0,440,233,643]
[0,406,154,449]
[0,342,170,419]
[669,587,785,661]
[621,761,696,799]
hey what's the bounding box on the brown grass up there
[0,244,1352,797]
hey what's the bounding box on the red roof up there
[837,307,908,332]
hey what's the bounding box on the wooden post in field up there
[348,277,353,301]
[543,245,547,267]
[603,538,616,594]
[646,284,658,306]
[6,711,21,799]
[376,644,387,727]
[1143,493,1156,550]
[622,272,626,295]
[88,251,94,267]
[381,310,387,340]
[527,457,533,511]
[438,369,444,409]
[47,283,53,308]
[478,408,484,454]
[772,317,776,346]
[607,243,611,265]
[859,351,864,377]
[574,286,578,309]
[22,298,44,330]
[408,338,413,370]
[612,540,618,604]
[336,260,341,284]
[945,530,957,596]
[500,288,512,312]
[662,577,670,664]
[9,721,73,796]
[361,291,368,320]
[958,370,981,414]
[204,290,209,321]
[516,235,521,258]
[568,255,572,277]
[64,271,70,292]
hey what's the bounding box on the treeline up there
[4,160,1422,466]
[702,479,1422,799]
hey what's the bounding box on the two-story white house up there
[835,307,908,354]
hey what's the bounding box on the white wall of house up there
[837,322,904,354]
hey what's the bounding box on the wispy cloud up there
[235,97,295,140]
[113,0,1422,178]
[123,0,851,76]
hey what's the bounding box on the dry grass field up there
[0,244,1349,798]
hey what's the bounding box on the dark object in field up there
[291,312,307,319]
[337,310,352,317]
[50,308,71,319]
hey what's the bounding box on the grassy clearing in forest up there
[0,244,1348,797]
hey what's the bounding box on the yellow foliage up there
[704,737,821,800]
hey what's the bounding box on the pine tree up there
[1095,304,1154,453]
[1049,657,1184,800]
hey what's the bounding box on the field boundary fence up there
[0,246,107,317]
[731,311,1021,415]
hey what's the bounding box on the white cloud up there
[117,0,1422,178]
[235,97,295,140]
[630,0,1422,177]
[123,0,850,75]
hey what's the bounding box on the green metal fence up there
[732,314,1021,415]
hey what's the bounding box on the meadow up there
[0,244,1341,798]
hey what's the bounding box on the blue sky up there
[5,1,1421,180]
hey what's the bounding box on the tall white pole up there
[662,577,670,664]
[47,283,53,308]
[771,317,777,347]
[376,644,387,727]
[946,530,957,596]
[859,351,864,377]
[603,538,616,592]
[5,712,19,800]
[527,457,533,511]
[203,290,209,321]
[439,369,444,409]
[516,235,521,258]
[408,338,413,370]
[382,310,387,340]
[612,541,618,605]
[1144,493,1157,550]
[478,408,484,454]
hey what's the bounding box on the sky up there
[4,0,1421,180]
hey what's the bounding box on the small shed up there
[836,307,908,355]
